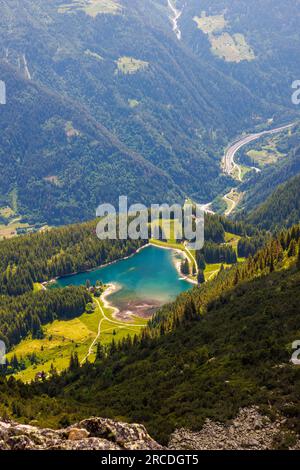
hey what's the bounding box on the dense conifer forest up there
[0,220,144,295]
[0,224,299,444]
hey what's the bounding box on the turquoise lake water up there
[57,245,192,318]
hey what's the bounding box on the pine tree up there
[288,239,297,258]
[197,253,206,271]
[69,352,79,370]
[109,339,117,356]
[181,259,190,275]
[96,342,104,361]
[73,352,79,368]
[269,256,274,273]
[49,363,57,377]
[297,241,300,270]
[11,354,19,370]
[183,299,198,322]
[197,270,205,285]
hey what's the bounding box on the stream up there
[167,0,183,40]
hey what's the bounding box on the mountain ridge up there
[1,0,297,224]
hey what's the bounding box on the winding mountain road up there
[223,122,296,181]
[82,121,297,360]
[223,189,240,217]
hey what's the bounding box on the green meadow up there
[7,295,147,383]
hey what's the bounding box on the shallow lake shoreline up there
[45,241,197,287]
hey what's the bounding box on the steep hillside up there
[0,216,144,296]
[238,127,300,215]
[1,225,299,445]
[0,0,295,223]
[247,174,300,231]
[0,62,181,224]
[180,0,300,111]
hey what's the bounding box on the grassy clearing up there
[204,263,222,281]
[7,295,147,383]
[0,197,46,240]
[128,99,140,108]
[246,137,285,167]
[116,57,149,75]
[44,175,61,186]
[224,189,242,216]
[193,11,254,63]
[0,206,15,219]
[204,263,233,281]
[58,0,122,17]
[193,13,227,34]
[0,221,30,240]
[210,32,255,62]
[33,283,44,293]
[65,121,80,139]
[204,232,245,281]
[225,231,242,253]
[150,218,183,244]
[239,164,253,180]
[224,231,241,253]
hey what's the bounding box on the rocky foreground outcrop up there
[169,407,300,450]
[1,407,299,451]
[0,417,163,450]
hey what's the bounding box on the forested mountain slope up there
[180,0,300,111]
[0,0,297,223]
[0,217,144,296]
[246,174,300,231]
[1,224,299,445]
[0,62,181,224]
[238,127,300,215]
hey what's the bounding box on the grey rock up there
[78,417,162,450]
[0,417,163,451]
[169,407,300,451]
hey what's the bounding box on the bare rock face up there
[67,428,90,441]
[169,407,299,450]
[0,417,163,451]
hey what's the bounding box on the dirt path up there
[184,242,199,275]
[207,269,219,281]
[81,316,104,364]
[81,296,145,363]
[223,188,241,217]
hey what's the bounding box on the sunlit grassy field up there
[194,14,227,34]
[246,137,285,167]
[7,295,147,383]
[0,220,31,240]
[193,13,255,63]
[224,231,241,252]
[211,33,255,62]
[58,0,122,17]
[0,206,15,218]
[116,57,149,75]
